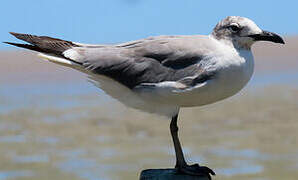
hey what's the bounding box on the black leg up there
[170,114,187,167]
[170,112,216,179]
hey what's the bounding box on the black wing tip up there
[3,41,19,46]
[9,32,17,35]
[9,32,24,38]
[2,41,41,52]
[9,32,29,36]
[4,33,32,48]
[5,32,78,54]
[8,32,38,43]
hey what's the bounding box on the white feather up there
[37,53,81,68]
[62,49,81,61]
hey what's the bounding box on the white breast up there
[201,49,254,105]
[136,48,255,108]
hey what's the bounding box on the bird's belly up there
[178,72,252,107]
[137,70,253,108]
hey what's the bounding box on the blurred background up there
[0,0,298,180]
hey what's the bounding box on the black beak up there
[248,30,285,44]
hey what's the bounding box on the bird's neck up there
[210,34,252,51]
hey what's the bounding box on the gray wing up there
[6,33,215,89]
[66,36,215,89]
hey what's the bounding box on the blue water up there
[250,72,298,87]
[217,160,264,176]
[0,170,34,179]
[0,81,107,113]
[13,154,49,163]
[0,135,26,143]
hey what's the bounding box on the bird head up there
[211,16,285,49]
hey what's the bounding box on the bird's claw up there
[176,163,216,180]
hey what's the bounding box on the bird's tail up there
[4,32,82,66]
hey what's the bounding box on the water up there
[0,170,34,179]
[1,56,298,179]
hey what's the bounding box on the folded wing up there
[5,33,215,89]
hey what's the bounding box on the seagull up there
[5,16,284,179]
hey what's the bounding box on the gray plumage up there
[5,33,214,89]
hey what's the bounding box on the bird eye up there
[228,25,240,32]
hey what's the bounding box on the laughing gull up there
[5,16,284,179]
